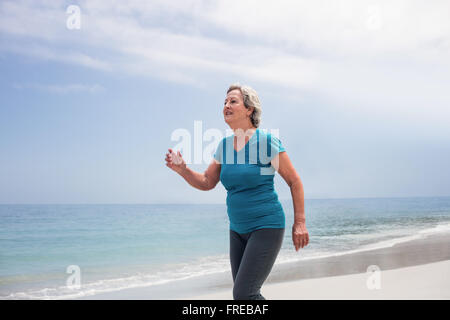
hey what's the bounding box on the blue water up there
[1,197,450,299]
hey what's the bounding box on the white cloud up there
[13,82,105,94]
[1,0,449,122]
[1,42,111,71]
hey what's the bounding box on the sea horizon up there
[2,194,450,205]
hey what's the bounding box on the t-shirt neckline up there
[233,128,258,153]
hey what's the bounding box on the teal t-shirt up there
[213,128,286,234]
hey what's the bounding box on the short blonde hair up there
[227,83,262,128]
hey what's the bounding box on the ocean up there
[1,196,450,299]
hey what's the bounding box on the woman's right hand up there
[165,148,186,174]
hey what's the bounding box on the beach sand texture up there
[81,232,450,300]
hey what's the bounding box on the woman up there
[165,83,309,300]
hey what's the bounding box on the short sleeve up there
[213,138,224,163]
[259,133,286,165]
[268,134,286,161]
[271,135,285,154]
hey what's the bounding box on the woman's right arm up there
[165,148,221,191]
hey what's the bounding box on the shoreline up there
[78,231,450,300]
[188,260,450,300]
[266,230,450,284]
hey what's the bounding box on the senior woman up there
[165,83,309,300]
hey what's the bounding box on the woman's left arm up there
[273,152,309,251]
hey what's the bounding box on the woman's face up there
[223,89,252,125]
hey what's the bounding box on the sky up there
[0,0,449,204]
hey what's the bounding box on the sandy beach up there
[188,260,450,300]
[79,232,450,300]
[186,232,450,300]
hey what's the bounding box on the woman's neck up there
[230,120,256,137]
[232,126,256,137]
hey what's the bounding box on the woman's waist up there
[226,197,284,215]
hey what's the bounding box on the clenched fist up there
[165,148,186,174]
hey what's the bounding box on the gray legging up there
[229,227,285,300]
